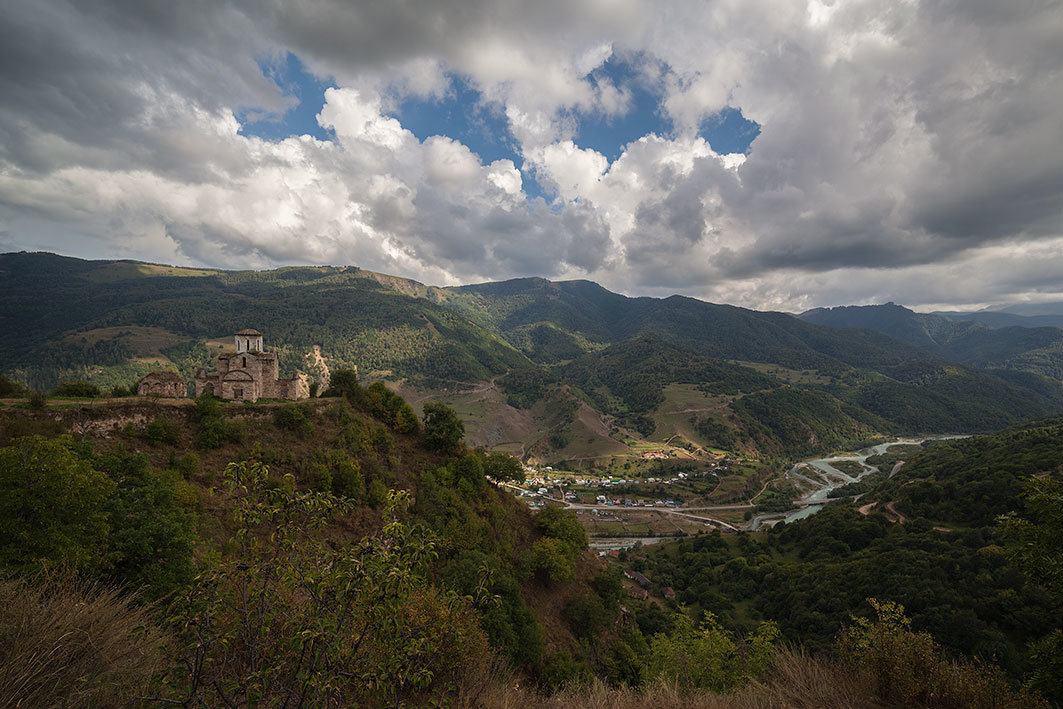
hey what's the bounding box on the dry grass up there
[455,649,888,709]
[0,576,171,708]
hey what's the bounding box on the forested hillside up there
[0,252,529,389]
[634,418,1063,702]
[3,252,1062,466]
[802,302,1063,381]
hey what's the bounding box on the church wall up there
[196,332,309,401]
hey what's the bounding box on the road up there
[505,484,741,531]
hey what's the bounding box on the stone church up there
[194,329,309,401]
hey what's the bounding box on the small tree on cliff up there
[422,401,464,454]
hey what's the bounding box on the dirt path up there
[748,477,772,504]
[857,502,877,516]
[885,500,907,523]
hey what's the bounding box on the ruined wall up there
[138,379,186,397]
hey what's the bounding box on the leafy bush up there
[176,452,199,479]
[0,375,29,398]
[838,599,1035,708]
[321,368,359,400]
[534,506,588,552]
[0,436,115,573]
[195,418,243,449]
[563,593,612,641]
[483,451,525,482]
[164,463,491,706]
[144,417,179,445]
[539,651,592,692]
[273,404,315,437]
[193,392,222,421]
[530,537,575,585]
[647,612,779,691]
[365,382,420,433]
[51,380,101,398]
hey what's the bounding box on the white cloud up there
[0,0,1061,310]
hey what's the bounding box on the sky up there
[0,1,1061,312]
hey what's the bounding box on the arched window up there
[242,356,247,368]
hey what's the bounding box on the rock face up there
[194,330,308,402]
[137,371,186,398]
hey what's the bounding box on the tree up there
[322,368,359,400]
[483,451,524,483]
[999,475,1063,703]
[163,462,489,706]
[422,401,464,454]
[0,436,115,573]
[530,538,575,585]
[648,611,778,691]
[534,505,588,552]
[94,449,197,601]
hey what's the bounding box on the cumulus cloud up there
[0,0,1061,311]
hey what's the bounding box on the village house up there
[137,371,186,398]
[194,329,309,402]
[624,569,651,587]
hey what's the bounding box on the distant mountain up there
[3,252,1062,463]
[999,301,1063,317]
[933,309,1063,329]
[801,302,1063,380]
[444,279,956,379]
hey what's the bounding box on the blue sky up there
[240,53,334,142]
[240,51,760,203]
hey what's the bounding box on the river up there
[747,435,969,531]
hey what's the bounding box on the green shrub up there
[144,418,179,446]
[534,506,588,552]
[563,593,611,640]
[539,651,592,692]
[366,478,388,508]
[0,375,29,398]
[52,381,100,398]
[193,393,222,422]
[838,599,1034,708]
[274,404,315,437]
[648,612,779,691]
[371,426,393,453]
[302,461,332,492]
[176,453,199,479]
[0,436,115,573]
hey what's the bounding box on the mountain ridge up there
[3,252,1061,466]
